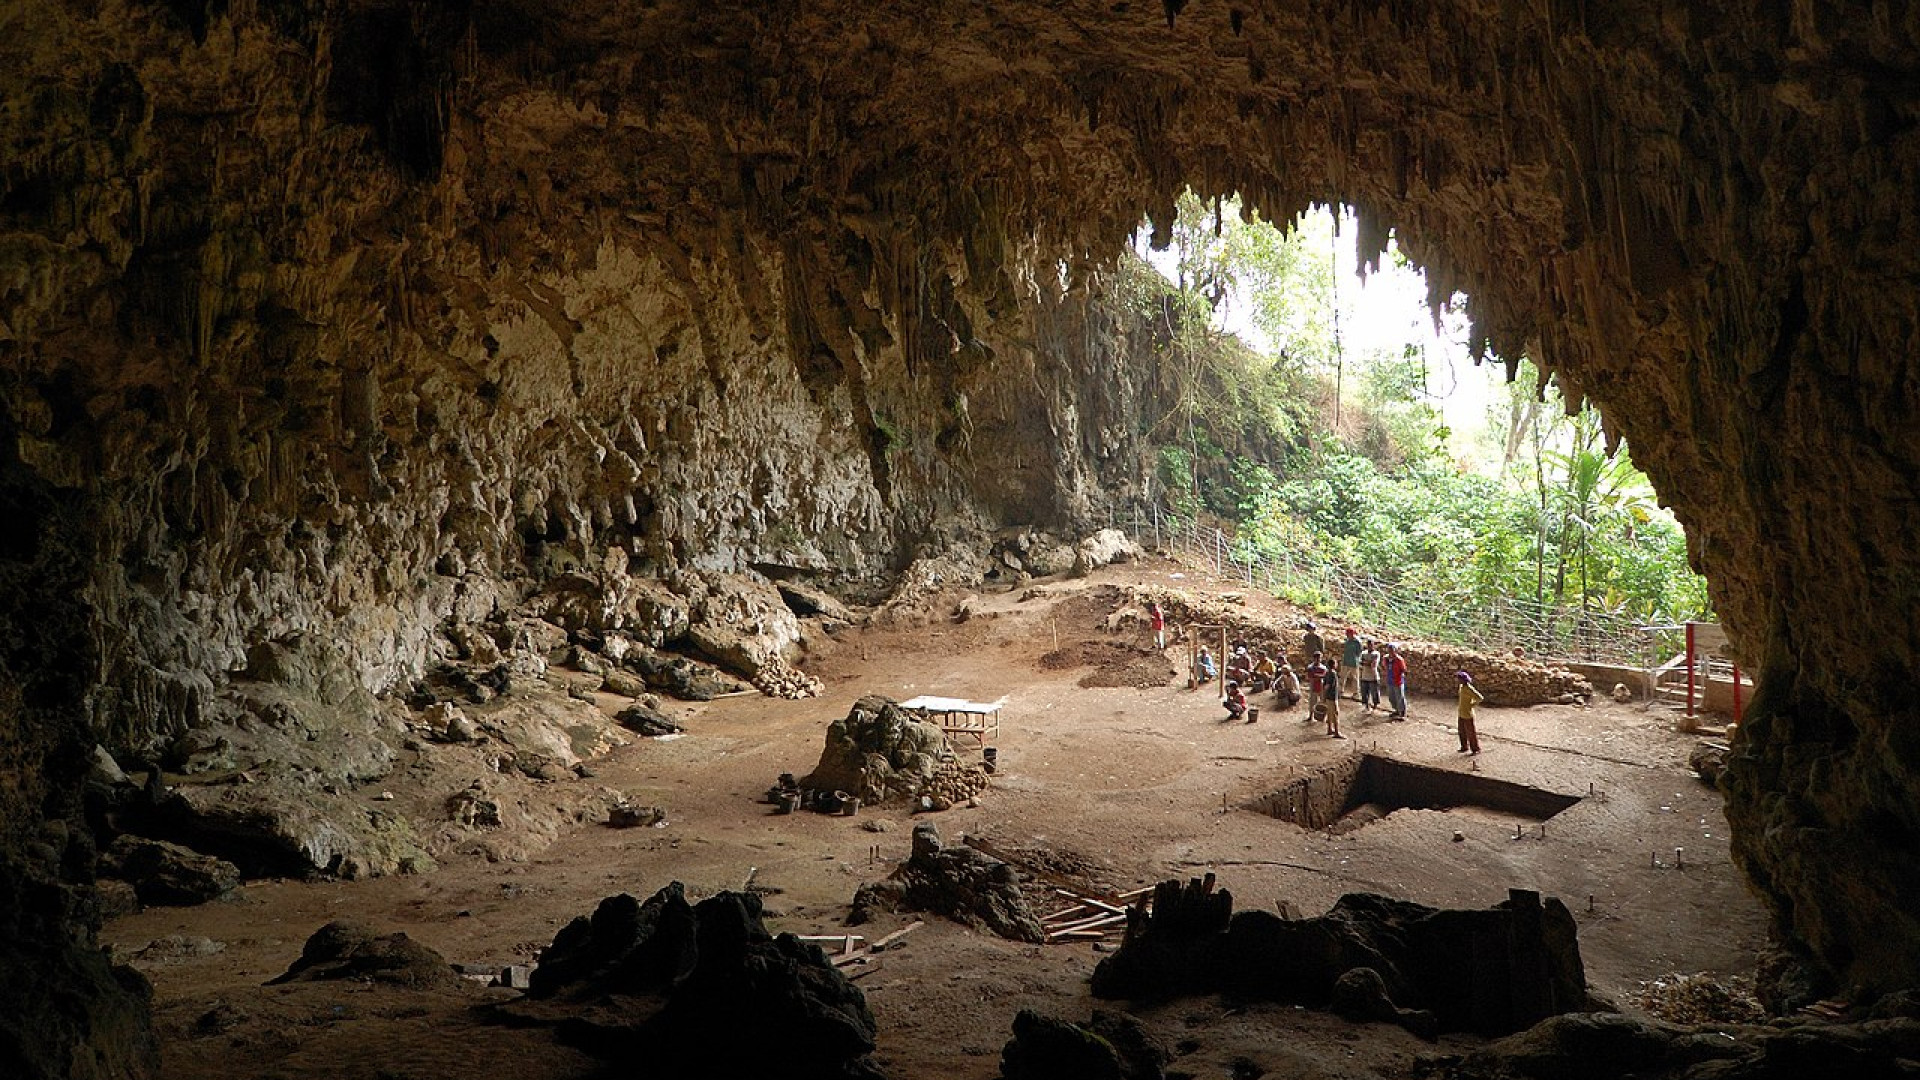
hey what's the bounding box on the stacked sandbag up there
[753,656,824,699]
[1402,647,1592,704]
[919,760,989,811]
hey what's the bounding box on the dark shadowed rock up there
[613,701,683,737]
[1421,1012,1920,1080]
[528,884,701,999]
[524,883,884,1080]
[850,823,1044,943]
[99,835,240,906]
[0,852,158,1080]
[999,1008,1167,1080]
[1094,882,1588,1038]
[1330,966,1440,1040]
[269,919,460,990]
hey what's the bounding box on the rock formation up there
[800,696,951,806]
[522,883,885,1080]
[998,1008,1169,1080]
[1091,878,1588,1038]
[268,919,462,991]
[850,823,1047,943]
[3,0,1920,1071]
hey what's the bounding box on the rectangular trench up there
[1247,753,1580,830]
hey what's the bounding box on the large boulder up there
[678,571,803,681]
[800,696,948,805]
[850,823,1046,943]
[999,1008,1168,1080]
[162,783,434,880]
[269,919,461,990]
[1071,528,1142,577]
[526,883,884,1080]
[98,835,239,906]
[1092,881,1589,1038]
[613,645,747,701]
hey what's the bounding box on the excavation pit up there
[1248,754,1581,832]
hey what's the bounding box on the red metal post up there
[1685,622,1697,722]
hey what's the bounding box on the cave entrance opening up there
[1130,192,1712,678]
[1246,753,1581,834]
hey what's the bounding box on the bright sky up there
[1139,204,1510,467]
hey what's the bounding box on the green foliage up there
[1125,191,1710,634]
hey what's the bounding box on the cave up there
[4,0,1920,1076]
[1250,754,1583,832]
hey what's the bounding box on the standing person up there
[1301,621,1324,667]
[1148,601,1166,650]
[1305,651,1331,724]
[1323,671,1344,738]
[1339,628,1362,700]
[1359,639,1381,712]
[1455,670,1484,754]
[1384,643,1410,719]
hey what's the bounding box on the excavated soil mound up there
[1037,639,1177,689]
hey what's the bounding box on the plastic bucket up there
[982,747,999,773]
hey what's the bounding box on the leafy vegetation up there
[1118,193,1711,631]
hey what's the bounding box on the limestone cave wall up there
[4,0,1920,1066]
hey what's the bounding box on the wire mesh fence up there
[1112,504,1670,668]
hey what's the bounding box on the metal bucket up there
[982,746,999,774]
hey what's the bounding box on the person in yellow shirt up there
[1252,650,1278,692]
[1455,670,1484,754]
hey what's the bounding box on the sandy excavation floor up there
[103,558,1769,1080]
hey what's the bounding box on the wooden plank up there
[1042,906,1095,924]
[795,934,865,946]
[1049,928,1113,941]
[1050,911,1126,934]
[1051,888,1127,916]
[869,921,924,951]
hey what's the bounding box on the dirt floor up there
[103,557,1769,1080]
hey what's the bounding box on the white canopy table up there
[897,695,1002,747]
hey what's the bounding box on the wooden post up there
[1685,622,1697,722]
[1732,662,1744,728]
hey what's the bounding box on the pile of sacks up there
[919,760,988,811]
[753,656,824,699]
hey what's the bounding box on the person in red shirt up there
[1305,651,1331,724]
[1148,601,1166,650]
[1384,643,1410,719]
[1223,681,1248,723]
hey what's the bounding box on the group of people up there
[1155,601,1489,753]
[1181,616,1418,741]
